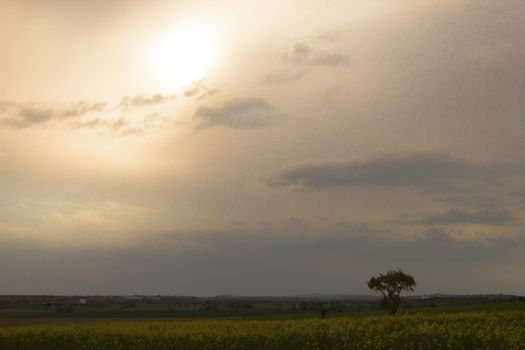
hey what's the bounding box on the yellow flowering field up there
[0,311,524,349]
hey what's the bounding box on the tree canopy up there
[367,268,416,316]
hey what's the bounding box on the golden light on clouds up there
[1,0,525,295]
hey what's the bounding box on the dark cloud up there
[265,153,498,192]
[118,93,176,111]
[0,224,522,295]
[388,228,516,263]
[151,225,518,265]
[0,100,107,128]
[431,195,499,210]
[508,191,525,201]
[416,209,516,226]
[194,98,280,129]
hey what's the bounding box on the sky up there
[1,0,525,296]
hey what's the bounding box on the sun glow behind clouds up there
[148,19,223,89]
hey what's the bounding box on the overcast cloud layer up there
[1,0,525,296]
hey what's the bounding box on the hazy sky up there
[1,0,525,296]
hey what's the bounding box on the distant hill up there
[290,293,379,301]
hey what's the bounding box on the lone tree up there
[367,269,416,316]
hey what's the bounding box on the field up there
[1,295,522,321]
[0,310,524,350]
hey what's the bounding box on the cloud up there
[283,43,314,65]
[508,191,525,201]
[183,79,219,100]
[0,100,107,128]
[154,226,521,267]
[311,51,349,66]
[388,228,516,263]
[263,42,349,84]
[59,102,107,118]
[71,117,127,132]
[262,71,308,84]
[118,93,176,111]
[314,30,344,42]
[265,153,497,192]
[70,117,143,137]
[194,98,280,129]
[283,42,349,67]
[119,127,144,137]
[430,195,499,211]
[415,209,516,226]
[0,94,175,135]
[0,222,522,295]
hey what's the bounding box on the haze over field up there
[1,0,525,296]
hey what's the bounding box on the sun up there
[148,21,219,89]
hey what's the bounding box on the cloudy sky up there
[1,0,525,296]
